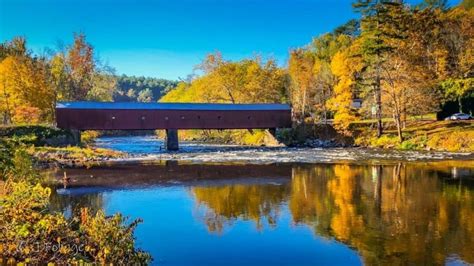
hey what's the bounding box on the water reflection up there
[192,183,289,232]
[48,162,474,265]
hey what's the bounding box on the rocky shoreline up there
[33,145,474,169]
[32,147,126,169]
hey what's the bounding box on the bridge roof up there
[57,101,291,111]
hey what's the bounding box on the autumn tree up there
[163,52,287,105]
[0,37,29,123]
[0,53,54,124]
[327,42,363,132]
[418,0,449,10]
[460,0,473,9]
[86,63,116,102]
[66,33,95,100]
[288,49,315,122]
[438,6,474,113]
[311,33,354,123]
[353,0,406,137]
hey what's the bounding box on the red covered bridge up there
[56,102,292,150]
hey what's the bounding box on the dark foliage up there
[113,75,178,102]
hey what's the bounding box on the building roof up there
[56,101,291,111]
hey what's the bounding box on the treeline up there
[289,0,473,141]
[0,34,177,125]
[162,0,473,142]
[113,75,177,102]
[1,0,472,144]
[161,53,288,103]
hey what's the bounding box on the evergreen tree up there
[352,0,405,137]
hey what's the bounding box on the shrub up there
[399,140,417,150]
[81,130,101,144]
[0,145,151,264]
[79,209,151,264]
[0,139,14,178]
[0,181,80,264]
[0,142,37,182]
[0,181,151,264]
[370,135,399,148]
[0,125,75,146]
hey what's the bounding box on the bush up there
[81,130,101,144]
[399,140,417,150]
[0,181,151,264]
[370,135,399,148]
[0,145,151,264]
[79,209,151,264]
[0,125,75,146]
[0,181,76,264]
[0,141,37,182]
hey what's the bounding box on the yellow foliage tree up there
[327,45,362,132]
[0,55,54,124]
[288,49,315,122]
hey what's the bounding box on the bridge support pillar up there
[165,129,179,151]
[268,128,276,137]
[71,129,81,146]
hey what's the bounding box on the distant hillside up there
[113,75,178,102]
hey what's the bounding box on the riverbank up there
[33,146,125,168]
[156,120,474,153]
[0,134,151,264]
[2,122,473,169]
[353,120,474,152]
[90,135,474,165]
[0,126,125,169]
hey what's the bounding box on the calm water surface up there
[47,136,474,265]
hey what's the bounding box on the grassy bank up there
[155,120,473,152]
[0,126,124,168]
[354,120,474,152]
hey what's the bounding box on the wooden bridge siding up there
[56,108,292,130]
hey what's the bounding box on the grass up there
[354,120,474,152]
[34,146,123,159]
[1,125,123,166]
[32,146,125,167]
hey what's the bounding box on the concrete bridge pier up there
[71,129,81,146]
[165,129,179,151]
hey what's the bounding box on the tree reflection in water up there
[192,183,290,232]
[191,163,474,265]
[49,189,105,218]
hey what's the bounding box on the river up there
[45,136,474,265]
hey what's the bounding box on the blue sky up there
[0,0,461,80]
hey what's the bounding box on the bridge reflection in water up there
[47,162,474,265]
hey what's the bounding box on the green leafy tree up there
[418,0,449,10]
[137,88,154,102]
[353,0,406,137]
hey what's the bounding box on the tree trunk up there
[301,86,307,123]
[458,96,463,113]
[402,100,407,129]
[375,76,383,137]
[395,114,403,142]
